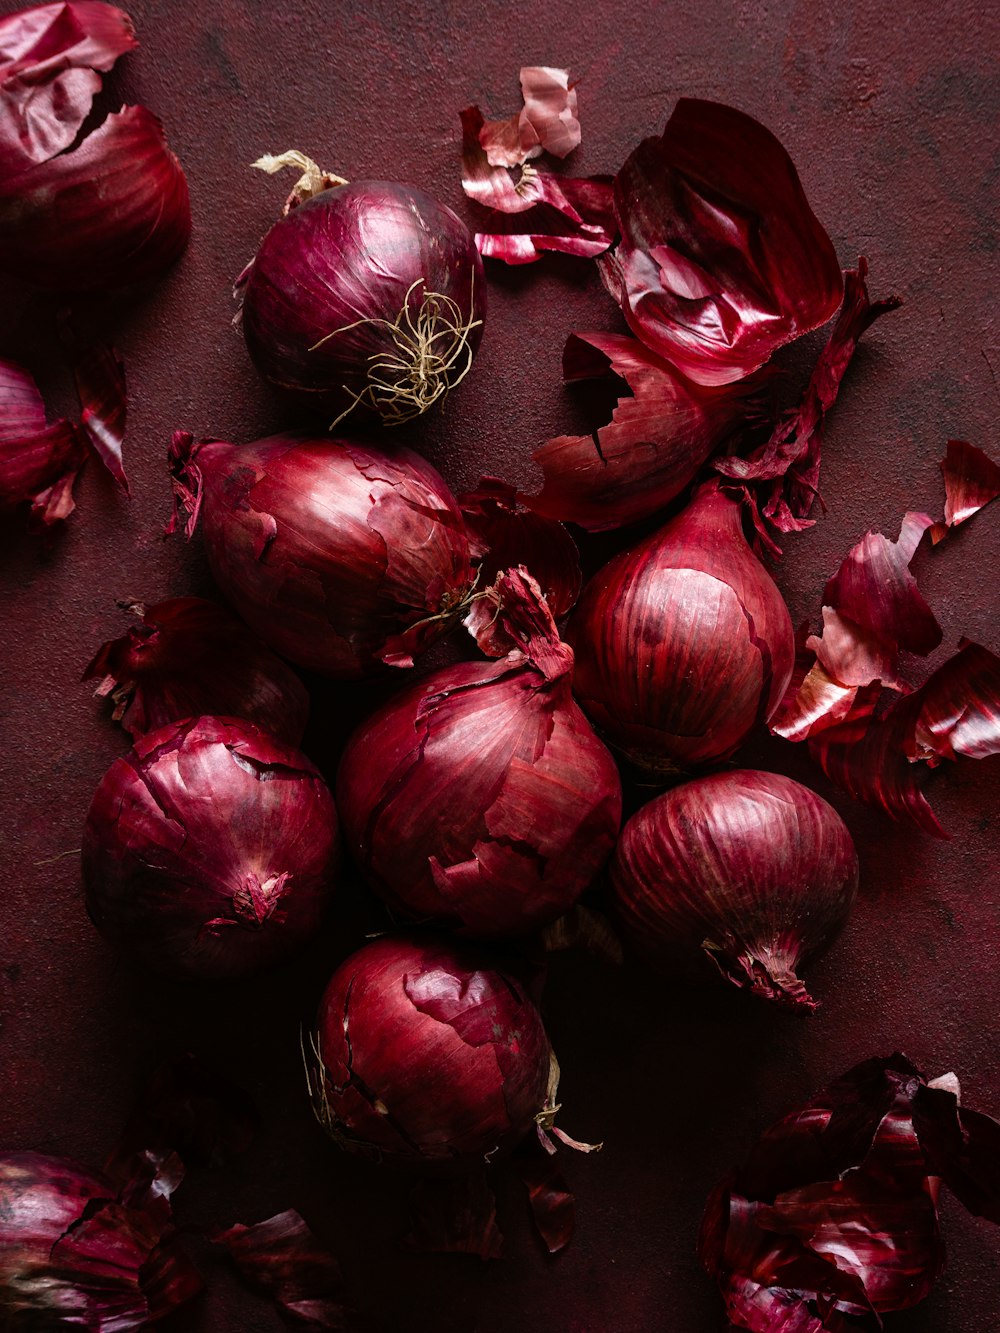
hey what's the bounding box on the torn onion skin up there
[308,935,552,1165]
[701,1053,1000,1330]
[0,1151,200,1330]
[240,165,485,426]
[167,431,475,678]
[569,481,795,777]
[0,104,190,292]
[0,356,87,525]
[600,98,843,385]
[81,715,340,980]
[611,770,859,1012]
[336,569,621,940]
[84,596,310,745]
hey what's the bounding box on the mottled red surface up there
[1,1,998,1330]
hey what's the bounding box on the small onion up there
[239,152,485,426]
[82,715,339,980]
[168,430,475,677]
[307,935,552,1164]
[0,356,87,525]
[611,770,859,1011]
[337,568,621,938]
[569,481,795,775]
[0,1151,199,1329]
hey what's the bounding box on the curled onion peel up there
[569,481,795,777]
[167,430,475,678]
[611,770,859,1012]
[337,568,621,939]
[240,152,485,427]
[306,934,585,1165]
[82,715,339,980]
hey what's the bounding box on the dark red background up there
[2,1,999,1328]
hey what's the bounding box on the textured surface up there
[0,0,998,1329]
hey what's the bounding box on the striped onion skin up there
[568,482,794,776]
[0,105,190,291]
[611,769,859,1011]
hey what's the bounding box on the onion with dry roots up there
[238,152,486,427]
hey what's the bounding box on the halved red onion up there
[307,935,553,1164]
[0,356,87,525]
[82,715,339,980]
[569,481,795,776]
[527,332,763,531]
[0,1151,200,1330]
[701,1054,1000,1330]
[239,155,485,426]
[167,431,475,677]
[0,1,137,178]
[0,104,190,291]
[611,770,859,1011]
[337,569,621,939]
[600,99,843,385]
[84,596,309,744]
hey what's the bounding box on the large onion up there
[569,481,795,775]
[168,430,475,677]
[307,934,553,1164]
[82,715,339,980]
[239,153,485,426]
[611,770,859,1010]
[336,568,621,939]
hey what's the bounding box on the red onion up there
[82,715,339,980]
[337,569,621,939]
[569,481,795,775]
[611,770,859,1011]
[84,596,309,745]
[0,1151,200,1329]
[0,356,87,525]
[239,152,485,426]
[307,935,555,1163]
[168,431,475,677]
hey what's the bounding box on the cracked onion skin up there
[241,179,485,424]
[611,770,859,1011]
[82,715,339,980]
[311,935,551,1164]
[568,482,795,776]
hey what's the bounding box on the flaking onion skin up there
[310,935,551,1164]
[568,481,795,776]
[611,769,859,1010]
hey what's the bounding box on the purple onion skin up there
[337,658,622,939]
[611,770,859,1010]
[313,935,551,1165]
[172,432,475,677]
[82,716,339,981]
[241,180,486,422]
[569,483,795,777]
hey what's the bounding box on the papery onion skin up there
[0,104,189,292]
[241,177,485,425]
[84,596,310,745]
[82,715,339,980]
[0,1151,197,1329]
[611,770,859,1011]
[569,482,795,776]
[167,431,475,678]
[310,935,551,1164]
[336,589,621,940]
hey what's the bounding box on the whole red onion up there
[82,715,339,979]
[168,431,475,677]
[337,569,621,938]
[84,596,310,744]
[239,152,485,426]
[0,1151,199,1329]
[308,935,553,1164]
[611,770,859,1011]
[569,482,795,775]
